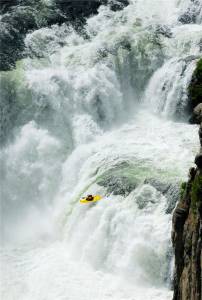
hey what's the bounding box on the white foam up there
[1,0,202,299]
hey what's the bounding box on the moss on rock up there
[180,181,187,199]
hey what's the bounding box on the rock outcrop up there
[188,58,202,111]
[190,103,202,124]
[172,173,202,300]
[172,102,202,299]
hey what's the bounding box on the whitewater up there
[0,0,202,300]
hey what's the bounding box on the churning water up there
[0,0,201,299]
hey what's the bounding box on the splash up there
[1,0,201,299]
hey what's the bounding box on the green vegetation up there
[191,174,202,213]
[180,181,187,199]
[189,58,202,109]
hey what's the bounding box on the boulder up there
[188,167,197,181]
[55,0,129,18]
[172,206,189,233]
[195,152,202,169]
[189,103,202,124]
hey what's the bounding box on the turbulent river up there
[0,0,202,299]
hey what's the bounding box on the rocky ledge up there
[172,59,202,300]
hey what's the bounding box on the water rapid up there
[1,1,202,299]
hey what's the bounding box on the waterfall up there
[1,0,201,299]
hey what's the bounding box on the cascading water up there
[0,0,201,299]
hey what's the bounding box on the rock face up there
[195,151,202,169]
[172,57,202,298]
[172,122,202,299]
[188,58,202,112]
[190,103,202,124]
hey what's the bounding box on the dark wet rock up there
[55,0,129,18]
[195,152,202,169]
[188,167,197,181]
[189,103,202,124]
[199,123,202,146]
[172,192,201,300]
[172,200,201,300]
[172,206,189,237]
[109,0,129,11]
[55,0,101,25]
[188,58,202,114]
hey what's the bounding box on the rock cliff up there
[172,59,202,300]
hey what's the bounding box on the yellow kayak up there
[80,195,102,204]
